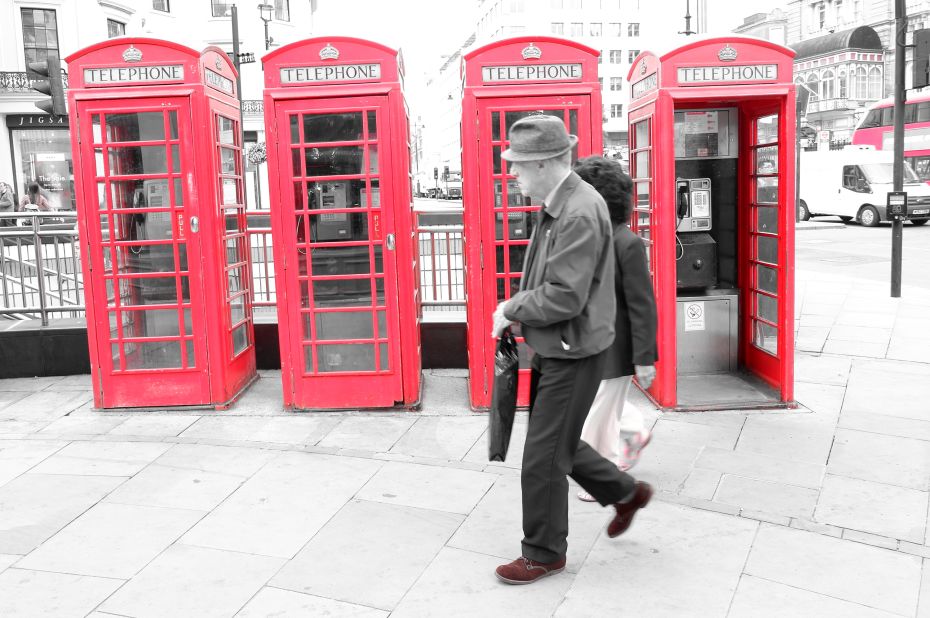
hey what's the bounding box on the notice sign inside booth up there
[684,301,706,331]
[677,64,777,85]
[482,64,582,83]
[83,64,185,85]
[280,64,382,84]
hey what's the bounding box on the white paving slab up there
[271,499,462,610]
[391,547,573,618]
[16,502,204,578]
[0,568,124,618]
[652,417,742,449]
[0,377,65,392]
[919,558,930,618]
[98,544,283,618]
[0,553,19,573]
[317,415,416,452]
[730,574,903,617]
[462,418,529,470]
[838,410,930,442]
[828,428,930,491]
[236,587,388,617]
[37,415,128,436]
[389,416,487,460]
[105,463,248,512]
[0,439,68,488]
[793,382,846,417]
[446,473,606,572]
[814,474,928,543]
[735,413,836,465]
[745,524,922,616]
[153,443,279,477]
[556,502,758,617]
[0,473,125,554]
[630,439,702,494]
[793,353,851,386]
[181,452,382,558]
[179,415,342,445]
[714,474,820,519]
[0,390,92,421]
[695,447,825,489]
[29,440,172,477]
[355,460,496,515]
[843,359,930,421]
[108,415,200,437]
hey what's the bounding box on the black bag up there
[488,329,519,462]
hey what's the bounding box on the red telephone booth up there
[262,38,420,410]
[66,39,257,409]
[627,37,796,411]
[461,37,602,409]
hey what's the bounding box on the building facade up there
[0,0,315,212]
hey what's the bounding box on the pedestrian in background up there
[0,182,15,226]
[491,115,653,585]
[19,182,51,212]
[572,156,658,502]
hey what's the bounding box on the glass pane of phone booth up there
[750,114,780,357]
[489,108,579,370]
[92,109,196,371]
[290,109,388,374]
[215,113,253,358]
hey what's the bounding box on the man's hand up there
[491,300,514,338]
[634,364,656,389]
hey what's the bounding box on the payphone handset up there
[675,178,712,232]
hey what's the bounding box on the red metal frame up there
[66,39,257,409]
[462,37,602,410]
[262,37,420,410]
[627,38,796,410]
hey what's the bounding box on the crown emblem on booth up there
[521,43,542,60]
[122,45,143,63]
[718,45,738,62]
[320,44,340,61]
[640,59,647,75]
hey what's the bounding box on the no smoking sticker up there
[684,301,705,331]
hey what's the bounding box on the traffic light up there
[28,56,66,116]
[914,29,930,90]
[433,166,438,179]
[443,165,449,181]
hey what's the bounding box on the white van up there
[799,146,930,226]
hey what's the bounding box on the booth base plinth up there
[671,371,795,412]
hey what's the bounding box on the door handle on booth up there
[386,233,395,250]
[190,216,199,233]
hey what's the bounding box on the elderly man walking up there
[491,115,653,585]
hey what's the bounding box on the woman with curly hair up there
[573,156,658,501]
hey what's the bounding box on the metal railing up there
[0,212,84,325]
[0,210,469,325]
[0,70,69,92]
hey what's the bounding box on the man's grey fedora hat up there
[501,115,578,162]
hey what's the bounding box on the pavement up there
[1,226,929,617]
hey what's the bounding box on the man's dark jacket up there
[504,171,616,359]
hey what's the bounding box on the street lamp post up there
[258,3,274,51]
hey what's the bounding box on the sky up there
[315,0,788,92]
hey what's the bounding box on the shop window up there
[610,76,622,91]
[152,0,170,11]
[551,22,564,35]
[628,22,639,36]
[107,19,125,38]
[275,0,290,21]
[609,49,623,64]
[21,8,59,77]
[211,0,233,17]
[12,127,74,211]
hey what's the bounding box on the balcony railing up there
[242,100,264,116]
[0,70,69,93]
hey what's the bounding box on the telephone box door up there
[475,97,592,407]
[273,97,403,406]
[77,97,210,406]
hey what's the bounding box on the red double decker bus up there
[852,91,930,182]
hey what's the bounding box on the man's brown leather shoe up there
[607,481,653,538]
[495,556,566,585]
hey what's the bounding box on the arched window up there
[822,70,835,99]
[869,67,882,99]
[857,66,868,99]
[838,70,847,99]
[808,74,820,100]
